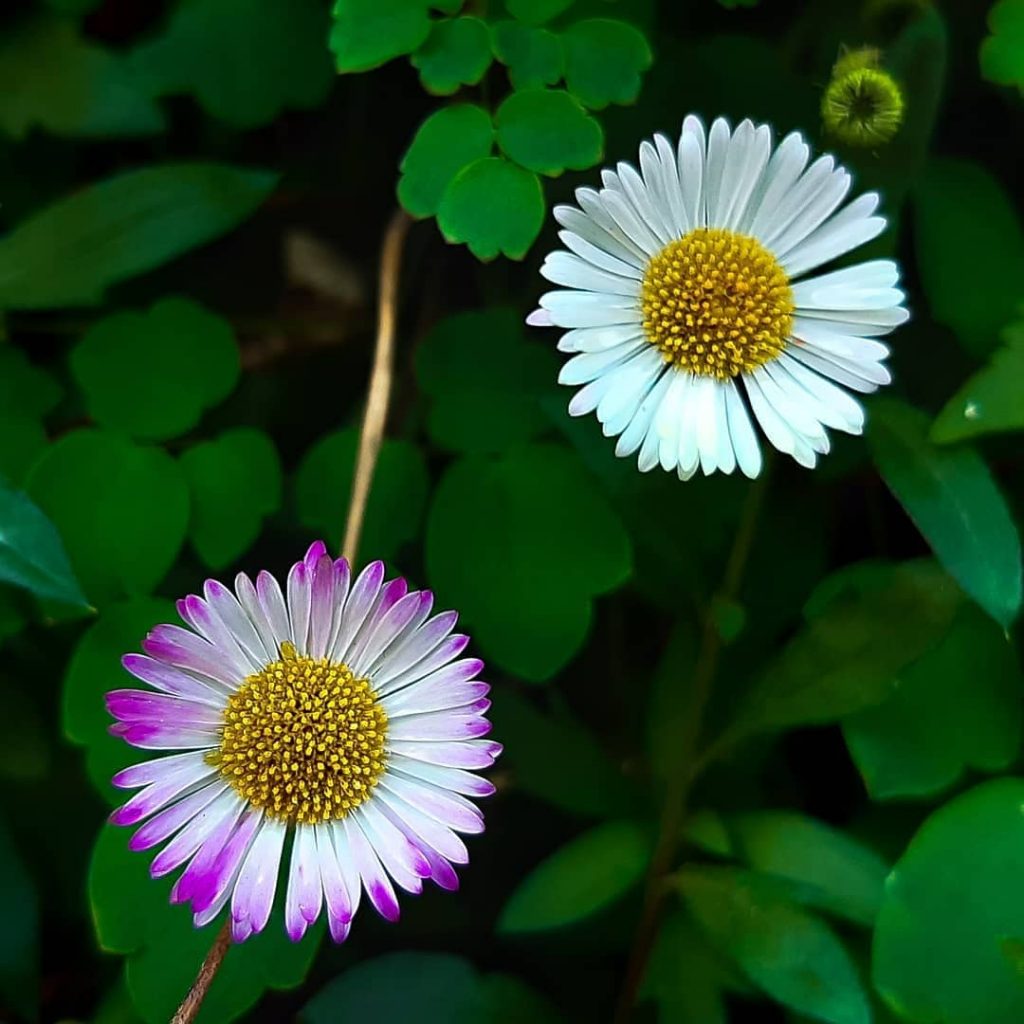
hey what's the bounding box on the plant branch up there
[342,208,412,563]
[169,920,232,1024]
[612,466,770,1023]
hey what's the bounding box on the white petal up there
[540,290,639,329]
[703,117,732,227]
[557,324,646,354]
[541,251,640,295]
[746,131,810,238]
[557,230,643,279]
[723,378,763,479]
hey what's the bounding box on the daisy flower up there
[528,115,909,478]
[106,541,498,944]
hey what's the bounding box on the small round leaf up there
[561,18,652,109]
[491,21,563,89]
[495,88,602,175]
[411,17,492,95]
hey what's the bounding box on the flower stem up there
[612,466,770,1024]
[168,208,412,1024]
[169,919,232,1024]
[342,208,413,563]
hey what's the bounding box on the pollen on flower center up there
[209,642,387,825]
[640,227,795,379]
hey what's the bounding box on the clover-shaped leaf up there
[330,0,433,73]
[495,88,602,175]
[26,430,189,604]
[416,308,558,453]
[437,156,545,260]
[507,0,574,26]
[179,428,282,570]
[561,18,652,110]
[980,0,1024,93]
[71,298,239,442]
[426,443,631,680]
[491,20,563,89]
[398,104,494,218]
[412,17,492,94]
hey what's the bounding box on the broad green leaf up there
[0,17,163,139]
[130,0,332,128]
[437,156,545,260]
[330,0,432,73]
[490,690,640,819]
[499,820,650,933]
[0,815,37,1022]
[63,598,175,802]
[561,18,652,109]
[490,21,563,90]
[507,0,574,26]
[0,347,61,419]
[412,17,492,95]
[180,428,281,570]
[415,308,558,453]
[733,560,959,737]
[495,88,602,175]
[932,321,1024,442]
[913,158,1024,355]
[870,398,1022,628]
[294,428,428,564]
[0,163,277,310]
[980,0,1024,93]
[90,825,320,1024]
[681,866,871,1024]
[425,443,631,680]
[398,104,494,218]
[843,605,1022,800]
[26,430,190,604]
[70,297,239,441]
[873,779,1024,1024]
[729,812,889,926]
[0,479,88,607]
[301,952,562,1023]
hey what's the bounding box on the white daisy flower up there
[106,541,498,944]
[527,114,909,478]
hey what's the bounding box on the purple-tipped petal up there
[388,712,492,743]
[143,625,242,689]
[388,739,502,770]
[307,555,336,659]
[121,654,225,704]
[389,756,497,799]
[286,560,312,653]
[343,817,401,923]
[304,540,328,569]
[129,782,226,852]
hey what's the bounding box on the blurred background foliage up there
[0,0,1022,1021]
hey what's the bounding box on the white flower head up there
[528,115,909,478]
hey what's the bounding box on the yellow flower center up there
[640,228,794,379]
[209,642,388,824]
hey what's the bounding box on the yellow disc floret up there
[210,642,387,824]
[641,227,794,379]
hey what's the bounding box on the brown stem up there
[612,466,770,1024]
[341,208,412,563]
[169,920,232,1024]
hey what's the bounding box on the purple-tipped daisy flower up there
[106,541,499,944]
[528,114,909,479]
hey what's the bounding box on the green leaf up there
[0,17,164,139]
[980,0,1024,93]
[0,163,277,310]
[130,0,333,128]
[0,479,88,607]
[0,347,61,419]
[681,866,871,1024]
[412,17,492,95]
[330,0,432,73]
[425,443,631,680]
[499,820,650,933]
[398,104,494,219]
[495,88,602,175]
[180,428,281,570]
[26,430,190,604]
[872,778,1024,1024]
[913,158,1024,355]
[490,690,640,819]
[507,0,574,26]
[90,824,320,1024]
[0,815,38,1022]
[561,18,652,109]
[70,297,239,442]
[733,560,960,737]
[0,413,47,487]
[729,812,889,926]
[437,156,545,260]
[869,398,1022,628]
[302,952,562,1023]
[843,605,1022,800]
[415,308,558,453]
[294,428,428,564]
[63,598,175,802]
[932,321,1024,443]
[491,21,563,90]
